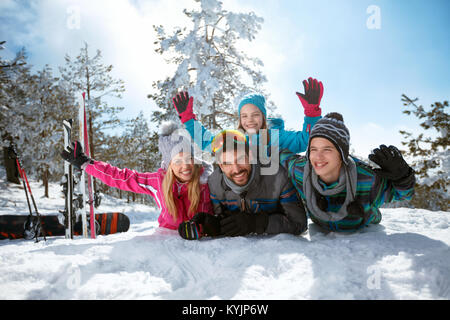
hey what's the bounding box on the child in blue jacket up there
[172,77,324,155]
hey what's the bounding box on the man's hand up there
[220,212,268,237]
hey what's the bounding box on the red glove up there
[296,77,323,117]
[172,92,197,124]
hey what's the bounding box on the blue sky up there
[1,0,449,157]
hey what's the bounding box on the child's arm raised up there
[268,77,324,153]
[173,91,213,153]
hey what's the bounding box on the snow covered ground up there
[0,167,449,300]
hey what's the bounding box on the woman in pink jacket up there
[61,121,214,234]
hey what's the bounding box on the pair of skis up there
[0,94,131,241]
[62,93,96,239]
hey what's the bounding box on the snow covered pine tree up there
[149,0,275,131]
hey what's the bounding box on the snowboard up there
[0,212,130,240]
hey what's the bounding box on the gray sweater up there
[208,163,307,235]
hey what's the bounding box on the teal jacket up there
[184,116,321,154]
[280,149,416,232]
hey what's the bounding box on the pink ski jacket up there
[84,160,214,230]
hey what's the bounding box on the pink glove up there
[173,91,197,124]
[296,77,324,117]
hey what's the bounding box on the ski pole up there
[13,147,46,242]
[19,163,46,241]
[16,159,33,219]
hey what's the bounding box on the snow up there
[0,167,449,300]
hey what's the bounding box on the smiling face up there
[239,104,264,134]
[308,137,343,184]
[218,149,252,186]
[169,152,195,183]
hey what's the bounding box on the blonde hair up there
[162,163,202,221]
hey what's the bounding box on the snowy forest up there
[0,41,159,203]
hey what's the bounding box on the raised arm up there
[173,91,213,153]
[270,116,321,154]
[270,77,324,153]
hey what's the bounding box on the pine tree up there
[0,43,29,146]
[100,112,160,204]
[1,43,76,194]
[119,113,160,204]
[59,42,126,161]
[26,65,75,197]
[0,41,28,184]
[59,42,126,192]
[400,94,449,211]
[121,112,160,174]
[148,0,274,131]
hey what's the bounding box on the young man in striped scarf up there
[280,112,416,232]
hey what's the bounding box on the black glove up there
[220,212,268,237]
[178,220,201,240]
[178,212,221,240]
[368,145,412,182]
[60,141,92,170]
[191,212,221,237]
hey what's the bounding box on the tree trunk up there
[42,167,49,198]
[3,146,20,184]
[86,76,98,196]
[88,109,98,195]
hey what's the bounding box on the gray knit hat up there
[307,112,350,164]
[158,121,194,170]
